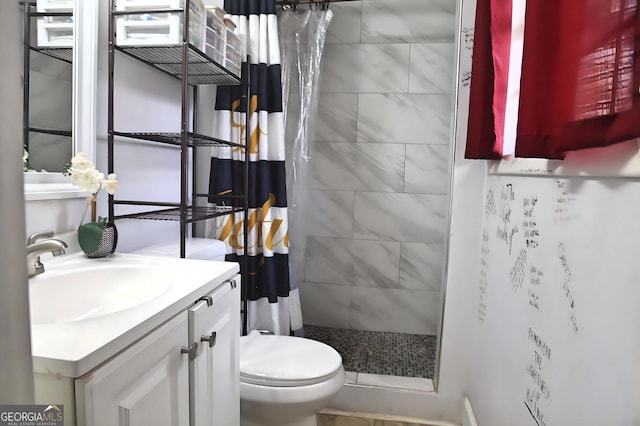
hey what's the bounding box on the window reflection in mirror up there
[23,1,73,173]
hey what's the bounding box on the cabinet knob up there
[201,332,217,348]
[229,279,237,289]
[181,342,198,361]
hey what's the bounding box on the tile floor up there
[304,325,437,379]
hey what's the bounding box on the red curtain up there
[466,0,640,160]
[465,0,512,159]
[517,0,640,158]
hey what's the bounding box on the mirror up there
[23,0,97,201]
[23,0,73,173]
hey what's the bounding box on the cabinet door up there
[189,275,240,426]
[76,312,191,426]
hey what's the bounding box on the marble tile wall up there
[300,0,456,335]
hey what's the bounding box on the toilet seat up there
[240,332,343,387]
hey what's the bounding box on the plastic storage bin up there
[224,28,241,76]
[204,7,225,64]
[36,0,74,47]
[115,0,205,49]
[36,0,73,13]
[203,7,242,76]
[36,21,74,47]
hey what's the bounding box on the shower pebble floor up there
[303,325,437,379]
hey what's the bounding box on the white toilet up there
[131,239,345,425]
[239,330,345,426]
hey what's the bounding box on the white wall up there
[0,0,35,403]
[441,0,640,424]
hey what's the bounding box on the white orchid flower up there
[102,174,119,195]
[68,153,116,195]
[69,152,95,173]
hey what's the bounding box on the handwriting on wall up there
[478,186,496,323]
[461,26,474,87]
[497,183,519,254]
[524,327,552,426]
[523,196,540,249]
[486,188,497,217]
[461,71,472,88]
[511,248,527,292]
[463,26,474,53]
[478,229,490,322]
[554,180,577,224]
[558,243,579,334]
[518,168,554,175]
[528,265,542,311]
[476,177,610,424]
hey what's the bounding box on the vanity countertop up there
[29,252,239,378]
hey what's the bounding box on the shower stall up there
[278,0,456,384]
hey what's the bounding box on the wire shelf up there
[112,131,244,148]
[115,44,242,86]
[28,127,72,137]
[31,46,73,63]
[114,205,241,223]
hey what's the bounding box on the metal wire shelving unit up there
[106,1,250,332]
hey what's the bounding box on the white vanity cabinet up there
[75,312,191,426]
[32,256,240,426]
[72,275,241,426]
[189,277,240,426]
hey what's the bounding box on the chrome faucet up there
[26,231,68,278]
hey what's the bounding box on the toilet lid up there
[240,333,343,386]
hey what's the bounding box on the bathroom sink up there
[28,252,240,378]
[29,261,172,325]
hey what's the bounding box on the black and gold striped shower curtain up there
[208,0,303,336]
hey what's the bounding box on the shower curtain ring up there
[281,0,296,11]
